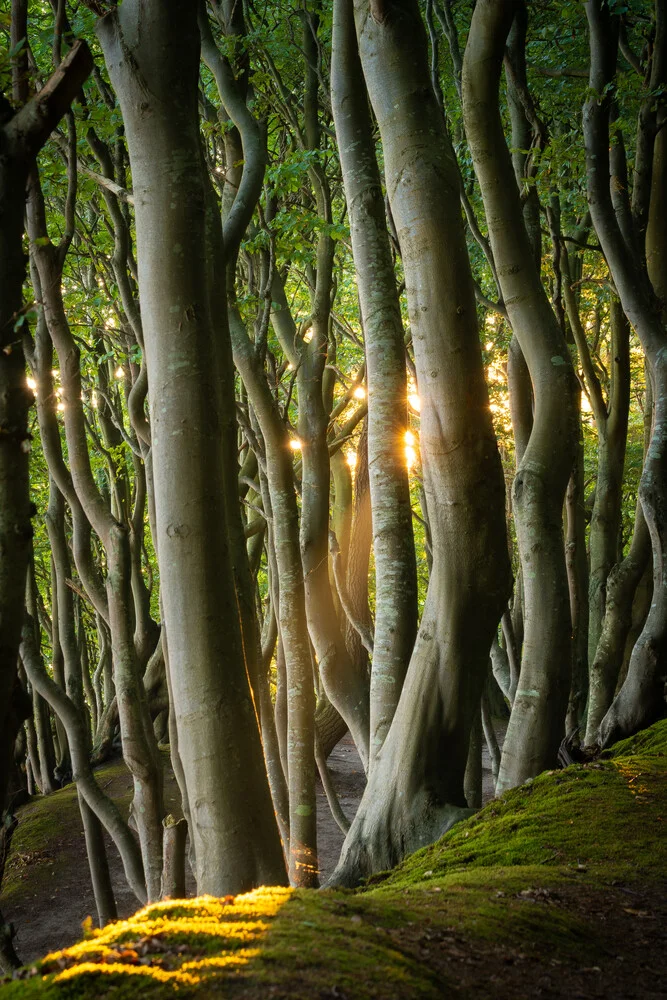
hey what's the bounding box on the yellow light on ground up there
[353,385,366,400]
[115,366,124,379]
[405,429,416,446]
[408,393,421,412]
[289,438,302,451]
[27,377,37,391]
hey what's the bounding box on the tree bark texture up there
[328,0,511,885]
[464,0,579,789]
[332,0,418,768]
[98,0,286,894]
[0,36,92,818]
[584,0,667,745]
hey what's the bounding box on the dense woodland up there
[0,0,666,986]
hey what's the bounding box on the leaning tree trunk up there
[20,618,147,904]
[463,0,579,790]
[332,0,418,768]
[97,0,286,894]
[0,33,92,818]
[584,0,667,745]
[229,305,318,887]
[27,170,165,902]
[328,0,511,886]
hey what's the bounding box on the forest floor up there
[1,720,666,998]
[1,733,371,963]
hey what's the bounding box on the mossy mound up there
[375,717,667,890]
[2,720,666,999]
[2,761,130,908]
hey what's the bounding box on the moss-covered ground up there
[2,720,666,999]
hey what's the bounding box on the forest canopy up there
[0,0,665,984]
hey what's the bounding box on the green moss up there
[375,753,666,890]
[1,720,666,998]
[603,716,667,760]
[2,762,130,905]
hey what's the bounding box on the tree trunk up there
[0,31,92,818]
[463,0,579,789]
[583,0,667,745]
[328,0,511,885]
[565,413,590,736]
[332,0,418,767]
[230,307,317,886]
[98,1,286,894]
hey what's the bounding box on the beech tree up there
[1,0,666,955]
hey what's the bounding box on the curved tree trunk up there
[332,0,418,767]
[463,0,579,790]
[230,306,317,886]
[20,619,147,904]
[97,0,286,894]
[328,0,511,886]
[583,0,667,745]
[0,29,92,818]
[565,415,590,736]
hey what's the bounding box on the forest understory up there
[1,720,666,999]
[2,0,667,995]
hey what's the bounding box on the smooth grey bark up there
[341,421,372,684]
[504,9,536,665]
[98,0,286,894]
[294,18,372,769]
[25,561,57,795]
[27,168,165,902]
[33,688,56,796]
[464,708,483,809]
[332,0,418,767]
[160,816,187,900]
[586,497,652,745]
[45,483,116,925]
[20,618,147,904]
[199,4,290,852]
[230,305,317,886]
[78,794,118,926]
[463,0,579,790]
[271,279,371,768]
[584,0,667,744]
[328,0,511,885]
[565,416,590,736]
[564,287,631,742]
[561,237,631,732]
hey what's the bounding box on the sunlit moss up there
[2,723,666,998]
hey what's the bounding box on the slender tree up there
[96,0,287,894]
[329,0,511,885]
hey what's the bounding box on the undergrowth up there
[1,719,665,999]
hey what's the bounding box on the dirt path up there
[3,723,505,964]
